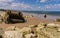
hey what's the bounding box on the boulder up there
[57,28,60,32]
[36,27,54,38]
[47,23,60,28]
[25,33,36,38]
[38,22,47,27]
[0,27,4,38]
[3,31,23,38]
[36,27,44,34]
[20,27,32,34]
[37,34,47,38]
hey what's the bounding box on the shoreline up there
[22,12,60,24]
[0,12,60,29]
[22,12,60,20]
[0,12,60,38]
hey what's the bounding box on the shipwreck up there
[0,9,26,24]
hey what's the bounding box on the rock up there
[55,24,60,28]
[25,33,36,38]
[28,14,33,18]
[47,23,60,28]
[55,18,60,22]
[0,15,3,23]
[0,27,4,37]
[36,27,54,38]
[6,26,20,31]
[36,23,46,32]
[38,22,46,27]
[29,25,37,28]
[37,34,47,38]
[3,31,23,38]
[6,26,16,30]
[57,28,60,32]
[25,14,33,18]
[36,27,44,34]
[47,23,56,28]
[20,27,32,34]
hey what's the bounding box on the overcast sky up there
[0,0,60,11]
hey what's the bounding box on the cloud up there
[11,3,33,10]
[45,4,60,9]
[38,7,41,8]
[36,0,47,3]
[0,0,14,2]
[50,0,60,3]
[45,5,51,9]
[11,2,44,11]
[42,4,60,11]
[0,1,33,11]
[0,0,60,11]
[40,0,47,3]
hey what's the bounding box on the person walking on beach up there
[44,14,47,19]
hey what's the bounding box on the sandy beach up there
[0,12,60,29]
[0,12,40,29]
[0,0,60,38]
[0,12,60,38]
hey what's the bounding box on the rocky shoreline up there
[0,12,60,38]
[1,23,60,38]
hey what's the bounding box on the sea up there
[22,11,60,16]
[22,11,60,20]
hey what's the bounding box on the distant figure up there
[44,14,47,18]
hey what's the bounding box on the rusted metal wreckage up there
[0,9,26,24]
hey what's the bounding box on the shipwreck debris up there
[0,10,26,24]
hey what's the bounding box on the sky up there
[0,0,60,11]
